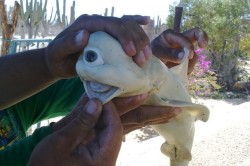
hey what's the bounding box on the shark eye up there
[85,51,97,62]
[84,50,104,65]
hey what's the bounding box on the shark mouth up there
[83,81,122,104]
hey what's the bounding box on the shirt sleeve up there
[7,77,84,136]
[0,126,52,166]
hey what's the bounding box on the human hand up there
[112,94,182,134]
[53,94,180,136]
[28,98,123,166]
[45,15,151,79]
[151,27,208,74]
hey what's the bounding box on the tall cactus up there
[42,6,56,37]
[104,8,108,16]
[32,0,47,38]
[56,0,75,29]
[154,16,161,35]
[104,7,115,16]
[69,0,75,24]
[111,6,114,16]
[19,0,47,39]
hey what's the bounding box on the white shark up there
[76,31,210,166]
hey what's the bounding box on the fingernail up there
[75,30,85,45]
[143,45,152,60]
[138,93,149,100]
[127,41,136,55]
[137,50,146,67]
[173,108,182,115]
[85,100,98,114]
[178,52,184,59]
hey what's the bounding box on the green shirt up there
[0,78,84,166]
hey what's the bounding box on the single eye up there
[83,49,104,66]
[85,51,98,62]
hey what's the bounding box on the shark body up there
[76,31,209,166]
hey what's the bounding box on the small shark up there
[76,31,210,166]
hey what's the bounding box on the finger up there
[123,119,171,135]
[121,106,182,124]
[120,16,151,66]
[57,99,102,150]
[123,123,162,135]
[49,30,89,57]
[151,38,184,64]
[187,53,198,75]
[123,118,173,134]
[68,15,149,58]
[58,14,151,67]
[86,101,123,164]
[122,15,151,25]
[151,29,194,63]
[51,94,89,132]
[183,27,208,48]
[165,52,198,74]
[112,93,149,116]
[122,107,182,134]
[47,30,90,77]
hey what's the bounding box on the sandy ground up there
[116,98,250,166]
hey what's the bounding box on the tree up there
[0,0,20,55]
[167,0,250,91]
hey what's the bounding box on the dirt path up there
[116,98,250,166]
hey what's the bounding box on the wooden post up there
[173,0,183,32]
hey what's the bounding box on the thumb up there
[51,29,89,56]
[57,99,102,149]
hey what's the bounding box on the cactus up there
[111,6,114,16]
[42,6,56,37]
[55,0,61,24]
[19,0,48,38]
[32,0,47,38]
[154,16,161,35]
[61,0,66,27]
[69,0,75,24]
[104,8,108,16]
[104,7,115,16]
[56,0,75,29]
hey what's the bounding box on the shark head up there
[76,31,149,104]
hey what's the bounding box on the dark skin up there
[112,94,181,134]
[151,27,208,74]
[28,94,180,166]
[52,94,181,135]
[28,98,123,166]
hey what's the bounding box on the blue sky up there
[7,0,178,21]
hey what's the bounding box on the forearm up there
[0,48,58,109]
